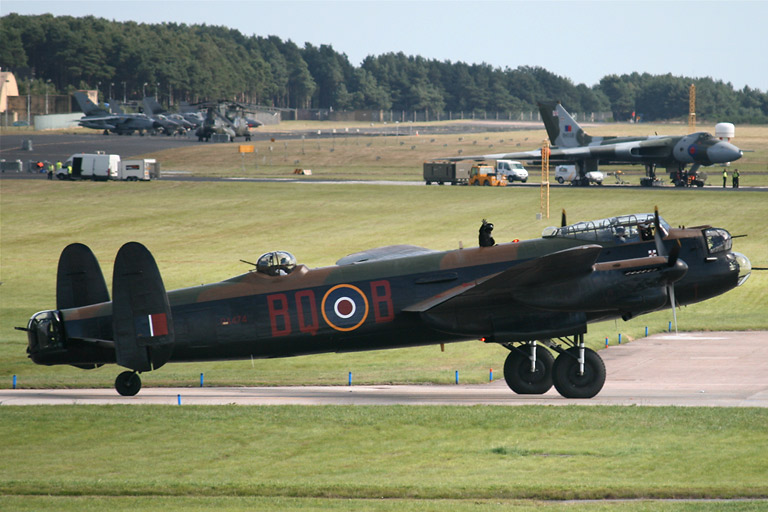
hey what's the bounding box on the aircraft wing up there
[435,138,675,163]
[438,149,542,162]
[80,115,121,123]
[337,245,437,265]
[403,244,602,313]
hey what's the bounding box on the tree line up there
[2,13,767,123]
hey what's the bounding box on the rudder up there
[57,243,110,310]
[112,242,174,372]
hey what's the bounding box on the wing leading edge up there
[404,244,602,314]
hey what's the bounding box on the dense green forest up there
[2,13,767,122]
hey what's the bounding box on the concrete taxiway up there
[2,331,767,407]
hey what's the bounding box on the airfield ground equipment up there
[423,161,469,185]
[468,164,507,186]
[612,170,629,185]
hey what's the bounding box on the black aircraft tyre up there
[503,345,554,394]
[115,371,142,396]
[552,347,606,399]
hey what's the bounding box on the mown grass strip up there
[2,180,766,389]
[1,495,766,512]
[2,406,767,500]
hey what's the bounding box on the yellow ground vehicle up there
[469,164,507,186]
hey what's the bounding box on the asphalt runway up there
[3,132,766,190]
[2,331,766,407]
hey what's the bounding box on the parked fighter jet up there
[21,210,750,398]
[73,92,158,136]
[141,97,195,134]
[442,102,743,187]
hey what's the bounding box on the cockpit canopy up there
[542,213,671,244]
[256,251,297,276]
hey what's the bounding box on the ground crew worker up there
[479,219,495,247]
[722,169,727,188]
[67,165,73,178]
[733,169,740,188]
[47,163,54,180]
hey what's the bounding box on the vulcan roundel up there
[688,145,697,156]
[321,284,369,331]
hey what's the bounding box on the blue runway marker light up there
[618,333,622,344]
[200,373,204,387]
[490,368,493,381]
[645,326,649,337]
[348,372,352,386]
[668,321,672,332]
[177,394,181,405]
[13,375,17,389]
[605,337,609,347]
[455,370,459,384]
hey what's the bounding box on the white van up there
[57,153,120,181]
[554,165,603,186]
[495,160,528,182]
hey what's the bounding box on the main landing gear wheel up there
[115,371,141,396]
[552,347,605,399]
[503,345,554,394]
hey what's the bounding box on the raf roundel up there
[321,284,369,331]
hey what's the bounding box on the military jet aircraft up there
[73,92,158,136]
[141,97,195,135]
[441,101,743,187]
[21,210,750,398]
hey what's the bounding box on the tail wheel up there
[503,345,554,394]
[552,347,605,399]
[115,371,141,396]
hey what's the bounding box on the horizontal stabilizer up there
[112,242,174,372]
[57,243,110,310]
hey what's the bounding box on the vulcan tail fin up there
[538,101,587,148]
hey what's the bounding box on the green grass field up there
[1,179,767,389]
[1,406,767,510]
[133,121,768,186]
[2,127,768,510]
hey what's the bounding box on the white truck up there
[56,154,157,181]
[554,165,604,186]
[112,159,159,181]
[494,160,528,183]
[57,153,120,181]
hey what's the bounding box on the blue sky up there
[3,0,766,90]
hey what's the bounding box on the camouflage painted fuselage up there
[30,221,744,369]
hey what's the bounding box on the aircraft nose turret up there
[708,140,743,164]
[734,252,751,286]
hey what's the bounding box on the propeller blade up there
[668,240,681,267]
[561,209,567,227]
[668,284,678,335]
[653,206,668,257]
